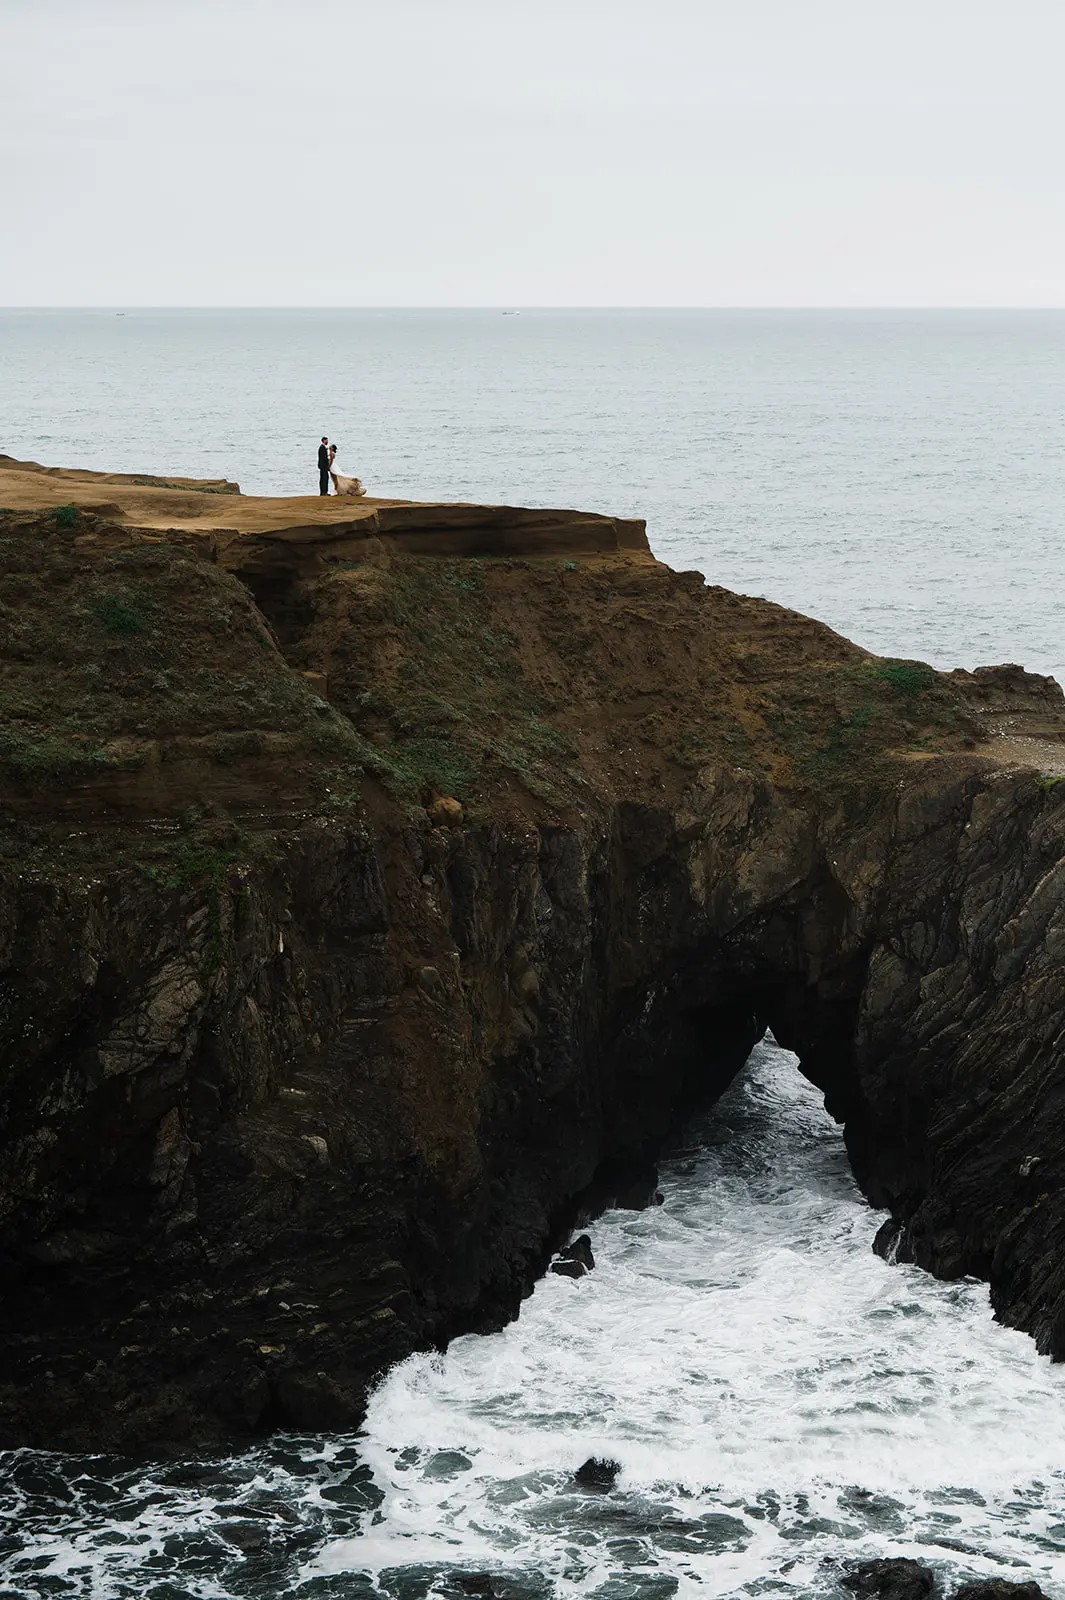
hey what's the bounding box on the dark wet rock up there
[613,1176,664,1210]
[953,1582,1049,1600]
[574,1158,664,1222]
[272,1369,365,1432]
[6,501,1065,1453]
[841,1557,935,1600]
[873,1217,904,1262]
[217,1519,271,1551]
[550,1234,594,1278]
[574,1456,621,1490]
[549,1260,585,1280]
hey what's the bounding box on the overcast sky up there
[3,0,1064,306]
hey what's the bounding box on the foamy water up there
[5,1041,1064,1598]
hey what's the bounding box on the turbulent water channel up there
[4,1038,1065,1599]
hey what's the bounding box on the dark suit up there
[318,443,330,495]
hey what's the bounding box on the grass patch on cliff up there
[0,798,287,906]
[763,655,972,792]
[875,660,936,697]
[134,814,279,893]
[326,559,578,805]
[125,476,236,494]
[92,592,146,636]
[0,729,111,782]
[0,515,364,807]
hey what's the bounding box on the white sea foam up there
[314,1038,1065,1597]
[5,1041,1065,1598]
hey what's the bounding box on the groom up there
[317,436,330,496]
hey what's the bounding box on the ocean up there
[3,310,1065,1599]
[3,308,1064,684]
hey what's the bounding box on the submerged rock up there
[550,1234,595,1278]
[217,1520,271,1552]
[841,1558,935,1600]
[574,1457,621,1490]
[953,1583,1049,1600]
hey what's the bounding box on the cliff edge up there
[3,460,1065,1450]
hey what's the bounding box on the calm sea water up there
[2,308,1065,681]
[3,312,1065,1597]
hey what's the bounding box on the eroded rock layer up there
[2,465,1065,1449]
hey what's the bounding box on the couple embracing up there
[317,435,365,498]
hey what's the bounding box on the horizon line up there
[4,303,1065,313]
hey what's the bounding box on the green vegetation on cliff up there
[761,656,974,791]
[0,513,351,790]
[0,508,988,892]
[311,558,581,809]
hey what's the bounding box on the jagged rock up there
[953,1582,1049,1600]
[574,1457,621,1490]
[217,1520,271,1551]
[841,1558,935,1600]
[873,1217,904,1261]
[550,1234,594,1278]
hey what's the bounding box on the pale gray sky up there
[3,0,1064,306]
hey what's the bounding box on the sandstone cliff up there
[2,457,1065,1450]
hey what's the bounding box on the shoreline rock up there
[4,473,1065,1449]
[550,1235,595,1278]
[842,1558,935,1600]
[841,1562,1049,1600]
[574,1457,621,1490]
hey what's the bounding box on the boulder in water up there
[217,1519,271,1552]
[954,1584,1049,1600]
[550,1234,595,1278]
[574,1456,621,1490]
[841,1558,935,1600]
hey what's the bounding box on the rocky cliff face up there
[3,464,1065,1451]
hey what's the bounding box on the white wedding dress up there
[329,455,366,497]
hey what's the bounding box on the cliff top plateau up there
[3,459,1065,1452]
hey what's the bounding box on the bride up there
[328,443,366,498]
